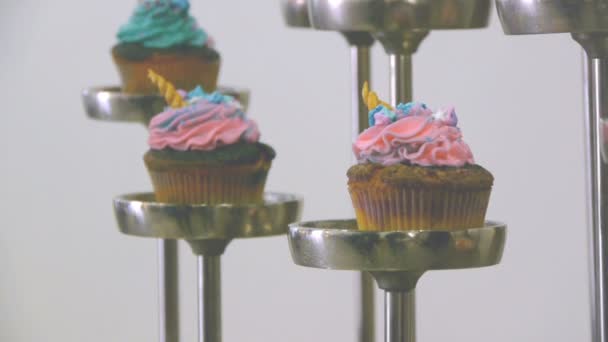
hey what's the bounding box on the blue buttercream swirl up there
[186,86,237,106]
[117,0,208,48]
[368,102,435,126]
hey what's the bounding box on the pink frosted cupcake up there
[144,71,275,204]
[347,85,493,231]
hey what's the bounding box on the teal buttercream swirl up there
[117,0,208,49]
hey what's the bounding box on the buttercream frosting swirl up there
[117,0,209,48]
[148,87,260,151]
[354,102,474,167]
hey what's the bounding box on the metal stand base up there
[288,219,506,342]
[114,192,302,342]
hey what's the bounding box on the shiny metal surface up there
[496,0,608,35]
[280,0,311,28]
[389,54,412,106]
[350,45,372,141]
[347,38,376,342]
[158,240,180,342]
[289,219,505,342]
[385,291,415,342]
[288,220,506,272]
[113,192,302,240]
[198,256,221,342]
[494,5,608,335]
[387,43,415,338]
[494,2,608,339]
[307,0,492,32]
[358,272,375,342]
[82,86,251,125]
[579,45,608,342]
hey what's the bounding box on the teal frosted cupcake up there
[112,0,220,94]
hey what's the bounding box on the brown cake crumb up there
[347,163,493,190]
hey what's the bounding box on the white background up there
[0,0,589,341]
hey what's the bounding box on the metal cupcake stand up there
[81,86,302,342]
[281,1,507,342]
[80,1,513,342]
[494,1,608,341]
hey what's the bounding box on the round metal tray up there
[82,86,251,125]
[114,192,302,240]
[307,0,492,32]
[288,219,506,272]
[496,0,608,35]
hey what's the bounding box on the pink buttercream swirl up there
[353,105,475,167]
[148,94,260,151]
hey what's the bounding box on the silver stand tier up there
[82,86,250,125]
[113,192,302,342]
[288,220,506,342]
[286,1,493,341]
[494,2,608,340]
[280,2,376,341]
[81,86,251,342]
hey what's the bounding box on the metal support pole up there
[359,272,376,342]
[349,40,375,342]
[585,56,608,342]
[197,255,222,342]
[389,54,413,106]
[351,45,372,140]
[385,291,416,342]
[574,33,608,342]
[387,51,415,342]
[158,239,180,342]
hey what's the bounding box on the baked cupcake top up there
[117,0,210,49]
[353,83,475,167]
[147,70,260,152]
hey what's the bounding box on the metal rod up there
[389,54,413,106]
[386,51,415,342]
[158,239,180,342]
[197,255,222,342]
[350,43,376,342]
[351,45,372,140]
[385,291,415,342]
[358,272,376,342]
[584,56,608,342]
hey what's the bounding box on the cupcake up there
[113,0,220,94]
[348,84,493,231]
[144,70,275,204]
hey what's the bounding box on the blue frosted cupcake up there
[112,0,220,94]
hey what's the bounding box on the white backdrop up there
[0,1,590,341]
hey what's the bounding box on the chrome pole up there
[585,56,608,342]
[387,40,416,342]
[385,291,415,342]
[346,32,376,342]
[359,272,376,342]
[197,255,222,342]
[350,44,372,139]
[389,54,413,106]
[574,33,608,342]
[158,239,180,342]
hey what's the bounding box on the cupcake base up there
[144,143,275,205]
[146,161,270,205]
[347,163,493,231]
[112,47,220,94]
[350,187,491,231]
